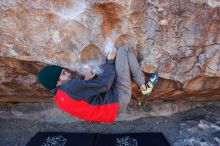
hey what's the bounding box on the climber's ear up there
[56,80,62,87]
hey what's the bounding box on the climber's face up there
[56,69,71,87]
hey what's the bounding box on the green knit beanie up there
[37,65,64,90]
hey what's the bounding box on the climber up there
[37,45,159,123]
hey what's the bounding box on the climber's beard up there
[63,68,84,80]
[56,79,68,87]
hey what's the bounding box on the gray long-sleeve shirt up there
[51,59,119,105]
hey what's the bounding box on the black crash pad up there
[26,132,170,146]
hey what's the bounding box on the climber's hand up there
[83,65,95,80]
[107,49,116,60]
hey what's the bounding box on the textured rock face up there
[0,101,211,123]
[0,1,220,106]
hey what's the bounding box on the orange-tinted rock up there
[184,76,220,91]
[0,56,50,98]
[80,44,104,64]
[93,2,124,36]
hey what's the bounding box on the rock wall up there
[0,0,219,104]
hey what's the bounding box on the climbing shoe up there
[141,71,159,96]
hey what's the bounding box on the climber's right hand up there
[107,49,116,60]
